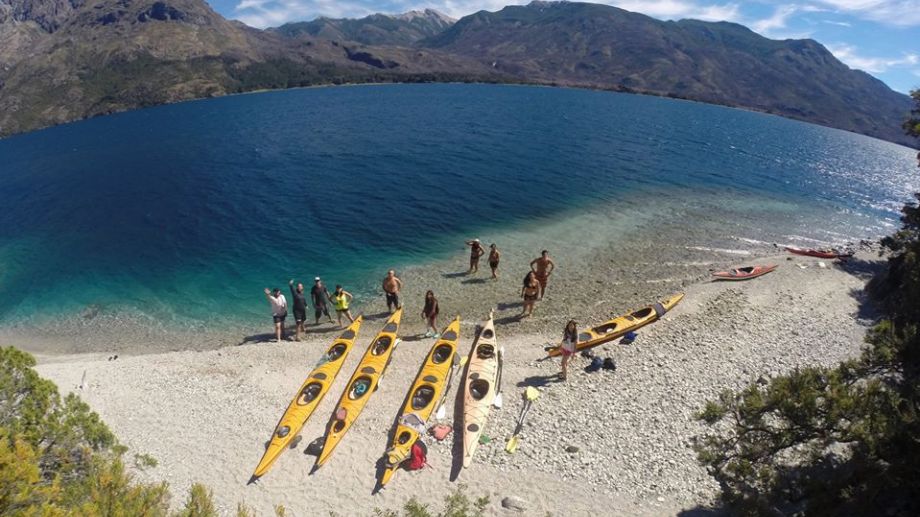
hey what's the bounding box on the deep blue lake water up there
[0,83,917,328]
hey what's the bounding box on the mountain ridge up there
[0,0,913,146]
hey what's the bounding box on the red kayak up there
[712,264,777,281]
[785,246,853,259]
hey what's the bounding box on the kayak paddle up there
[493,346,505,409]
[505,387,540,453]
[434,353,466,420]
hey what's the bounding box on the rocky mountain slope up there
[0,0,495,136]
[272,8,454,47]
[0,0,913,146]
[422,1,912,146]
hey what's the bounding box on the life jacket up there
[405,440,428,471]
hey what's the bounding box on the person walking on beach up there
[465,239,485,274]
[331,285,355,327]
[422,290,440,338]
[264,287,288,343]
[382,270,403,313]
[488,243,501,279]
[530,250,556,300]
[311,277,334,325]
[520,272,540,318]
[560,320,578,381]
[289,280,308,341]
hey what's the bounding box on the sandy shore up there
[26,249,878,516]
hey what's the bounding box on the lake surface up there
[0,83,917,330]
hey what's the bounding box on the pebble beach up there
[21,244,878,516]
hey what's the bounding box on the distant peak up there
[393,9,456,24]
[528,1,570,7]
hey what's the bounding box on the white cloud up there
[235,0,377,27]
[812,1,920,27]
[827,43,920,73]
[822,19,852,26]
[232,0,748,29]
[750,4,798,34]
[610,1,742,22]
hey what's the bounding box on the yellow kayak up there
[379,317,461,487]
[249,317,363,482]
[545,293,684,357]
[314,308,403,469]
[462,312,500,468]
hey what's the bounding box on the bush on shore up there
[0,346,217,516]
[694,90,920,515]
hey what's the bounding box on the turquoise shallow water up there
[0,83,917,328]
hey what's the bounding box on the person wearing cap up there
[465,238,485,274]
[263,287,288,343]
[289,279,308,341]
[311,277,334,325]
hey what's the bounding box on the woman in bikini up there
[422,290,440,338]
[520,271,539,318]
[560,320,578,381]
[488,243,501,279]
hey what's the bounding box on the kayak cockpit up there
[372,337,393,355]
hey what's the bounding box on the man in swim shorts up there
[530,250,556,300]
[311,277,334,325]
[382,269,403,313]
[289,279,308,341]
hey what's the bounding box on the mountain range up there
[0,0,913,146]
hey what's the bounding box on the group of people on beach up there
[464,240,556,318]
[262,243,570,377]
[262,277,354,342]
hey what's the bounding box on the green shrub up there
[695,89,920,515]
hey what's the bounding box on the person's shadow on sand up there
[364,311,392,321]
[497,301,522,310]
[303,325,340,335]
[442,271,468,279]
[236,332,276,346]
[461,278,488,285]
[516,374,562,388]
[495,314,524,326]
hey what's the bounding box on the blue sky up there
[208,0,920,93]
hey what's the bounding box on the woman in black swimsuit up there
[488,243,500,279]
[520,272,539,318]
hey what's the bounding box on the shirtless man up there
[465,239,485,274]
[530,250,556,300]
[382,269,403,313]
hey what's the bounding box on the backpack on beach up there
[405,440,428,471]
[603,357,617,371]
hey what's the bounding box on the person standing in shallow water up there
[264,287,287,343]
[311,277,334,325]
[488,243,501,279]
[465,239,485,274]
[520,271,539,318]
[422,290,440,338]
[530,250,556,300]
[382,270,403,313]
[560,320,578,381]
[289,280,308,341]
[330,284,355,327]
